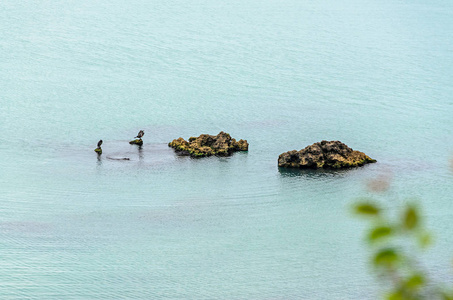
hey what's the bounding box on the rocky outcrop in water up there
[278,140,376,169]
[168,131,248,157]
[129,139,143,146]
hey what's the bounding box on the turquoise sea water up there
[1,0,452,298]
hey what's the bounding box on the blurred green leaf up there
[368,226,393,243]
[405,274,425,289]
[403,205,418,230]
[387,291,404,300]
[417,231,432,249]
[441,290,453,300]
[374,248,400,267]
[354,202,380,216]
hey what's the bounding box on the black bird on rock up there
[94,139,103,154]
[135,130,144,139]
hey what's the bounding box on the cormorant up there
[97,140,103,148]
[135,130,144,139]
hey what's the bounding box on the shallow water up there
[1,0,452,298]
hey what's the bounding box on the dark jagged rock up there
[168,131,248,158]
[129,139,143,146]
[278,140,376,169]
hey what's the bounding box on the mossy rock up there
[94,148,102,154]
[129,139,143,146]
[168,131,248,158]
[278,140,376,169]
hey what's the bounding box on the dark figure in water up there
[135,130,144,139]
[95,139,103,154]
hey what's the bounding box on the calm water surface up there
[1,0,452,299]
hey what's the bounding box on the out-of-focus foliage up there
[353,199,453,299]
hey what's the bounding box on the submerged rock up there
[168,131,248,157]
[107,157,130,161]
[278,140,376,169]
[94,148,102,154]
[129,139,143,146]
